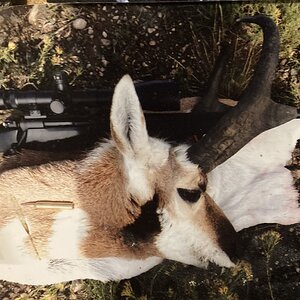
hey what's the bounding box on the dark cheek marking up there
[120,194,161,247]
[205,199,237,260]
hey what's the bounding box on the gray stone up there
[290,68,298,76]
[72,18,87,30]
[101,39,111,46]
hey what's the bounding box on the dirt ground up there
[0,3,299,299]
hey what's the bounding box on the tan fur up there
[76,147,159,258]
[0,161,78,256]
[198,194,228,243]
[0,146,162,259]
[0,149,82,173]
[202,193,236,256]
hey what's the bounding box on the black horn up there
[187,15,297,173]
[192,41,231,113]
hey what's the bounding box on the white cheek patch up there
[124,157,154,204]
[124,138,170,205]
[48,208,89,259]
[156,208,234,268]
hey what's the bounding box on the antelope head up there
[0,15,297,285]
[108,74,237,269]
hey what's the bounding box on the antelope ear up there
[110,75,149,156]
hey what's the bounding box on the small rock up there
[102,59,108,67]
[10,15,20,24]
[147,28,155,34]
[290,68,298,76]
[101,39,111,46]
[88,27,94,35]
[282,72,289,79]
[280,59,287,66]
[71,279,84,293]
[28,5,41,25]
[149,40,156,46]
[158,12,163,18]
[102,31,108,38]
[72,18,87,30]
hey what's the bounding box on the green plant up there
[207,260,253,299]
[0,41,17,64]
[84,279,119,300]
[257,230,282,300]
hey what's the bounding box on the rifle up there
[0,43,235,156]
[0,71,226,156]
[0,71,177,154]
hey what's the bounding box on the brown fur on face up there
[76,146,161,258]
[202,193,237,259]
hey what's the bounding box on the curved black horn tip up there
[236,14,275,27]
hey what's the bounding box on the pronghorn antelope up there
[0,15,299,285]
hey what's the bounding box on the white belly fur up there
[0,256,163,285]
[0,209,162,284]
[0,209,89,263]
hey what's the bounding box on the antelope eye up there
[177,188,202,203]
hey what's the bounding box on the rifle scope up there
[0,80,180,114]
[0,90,53,109]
